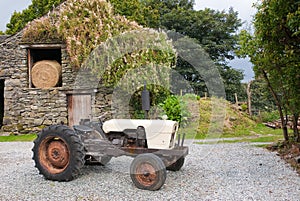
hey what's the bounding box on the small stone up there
[229,117,237,121]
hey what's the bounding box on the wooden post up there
[235,93,238,105]
[247,81,252,116]
[27,49,32,88]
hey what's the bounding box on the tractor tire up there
[166,157,185,171]
[130,153,166,191]
[32,125,85,181]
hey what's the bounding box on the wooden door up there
[68,94,91,127]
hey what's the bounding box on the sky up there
[0,0,258,82]
[196,0,258,82]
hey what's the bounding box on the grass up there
[221,123,285,138]
[182,122,285,140]
[195,127,284,146]
[178,95,286,144]
[196,135,284,145]
[229,135,283,143]
[0,134,36,142]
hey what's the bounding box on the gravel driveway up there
[0,142,299,201]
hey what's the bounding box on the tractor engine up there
[108,126,147,148]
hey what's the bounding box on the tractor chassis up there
[83,138,188,167]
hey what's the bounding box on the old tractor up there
[32,87,188,191]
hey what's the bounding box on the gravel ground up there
[0,142,299,201]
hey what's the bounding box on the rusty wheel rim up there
[39,137,70,174]
[135,162,157,187]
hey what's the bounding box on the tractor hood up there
[103,119,179,149]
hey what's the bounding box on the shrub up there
[240,103,248,112]
[159,95,190,125]
[259,110,280,122]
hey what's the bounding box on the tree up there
[160,7,244,100]
[109,0,159,27]
[218,65,245,102]
[246,78,277,115]
[237,0,300,142]
[5,0,65,35]
[109,0,194,28]
[111,0,244,100]
[161,8,241,62]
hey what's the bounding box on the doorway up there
[0,80,4,128]
[67,94,92,127]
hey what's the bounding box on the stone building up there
[0,31,112,134]
[0,0,175,134]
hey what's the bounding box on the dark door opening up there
[0,80,4,128]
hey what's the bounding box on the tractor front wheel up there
[130,153,166,191]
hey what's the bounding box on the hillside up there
[179,95,258,139]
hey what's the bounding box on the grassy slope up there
[179,96,285,141]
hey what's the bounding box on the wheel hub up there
[47,141,69,168]
[39,137,70,174]
[136,163,157,187]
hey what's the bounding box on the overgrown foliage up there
[237,0,300,142]
[22,0,176,76]
[22,16,62,43]
[82,29,176,86]
[22,0,143,68]
[58,0,143,68]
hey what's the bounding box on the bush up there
[259,110,280,122]
[159,95,190,125]
[240,103,248,112]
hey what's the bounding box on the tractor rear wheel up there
[166,157,185,171]
[130,153,166,191]
[32,125,85,181]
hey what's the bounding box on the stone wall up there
[0,32,112,134]
[5,88,68,133]
[92,88,113,121]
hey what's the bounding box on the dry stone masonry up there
[0,32,112,134]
